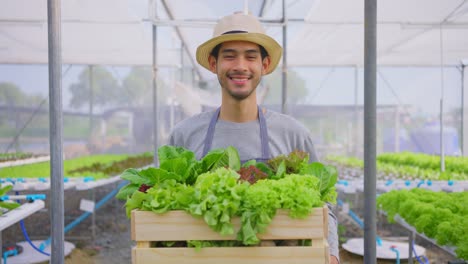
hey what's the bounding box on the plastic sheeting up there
[1,0,467,69]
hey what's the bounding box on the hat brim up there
[196,33,282,75]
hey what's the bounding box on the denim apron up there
[202,106,271,163]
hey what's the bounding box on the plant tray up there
[131,206,329,264]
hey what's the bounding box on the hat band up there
[222,30,248,35]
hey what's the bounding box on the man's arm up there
[302,137,340,263]
[327,204,340,263]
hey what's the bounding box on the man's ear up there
[261,56,271,75]
[208,55,217,73]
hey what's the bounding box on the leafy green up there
[116,167,182,200]
[241,160,274,178]
[299,162,338,203]
[267,150,309,174]
[121,145,339,247]
[189,167,248,235]
[377,189,468,259]
[200,146,241,172]
[158,145,198,183]
[0,184,20,215]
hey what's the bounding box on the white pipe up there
[0,200,45,231]
[0,156,50,168]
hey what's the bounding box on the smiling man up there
[169,12,340,263]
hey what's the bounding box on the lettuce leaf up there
[299,162,338,203]
[201,146,240,172]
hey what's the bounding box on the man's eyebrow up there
[245,49,260,54]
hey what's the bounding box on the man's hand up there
[330,255,339,264]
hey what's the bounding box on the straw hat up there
[196,12,282,75]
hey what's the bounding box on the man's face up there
[208,41,271,101]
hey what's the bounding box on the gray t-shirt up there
[169,109,339,260]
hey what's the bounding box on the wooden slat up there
[132,246,327,264]
[323,205,329,239]
[132,207,327,241]
[136,241,150,248]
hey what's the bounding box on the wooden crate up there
[131,206,329,264]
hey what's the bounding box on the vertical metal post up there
[47,0,64,263]
[91,189,96,240]
[364,0,377,263]
[439,26,445,171]
[152,24,159,167]
[462,64,467,156]
[88,65,94,139]
[395,105,400,152]
[440,98,445,170]
[281,0,287,114]
[408,231,415,264]
[354,66,359,157]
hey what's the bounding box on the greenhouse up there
[0,0,467,263]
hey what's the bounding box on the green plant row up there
[377,152,468,174]
[0,152,35,162]
[377,189,468,259]
[326,155,468,180]
[0,152,152,179]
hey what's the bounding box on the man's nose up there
[233,57,248,72]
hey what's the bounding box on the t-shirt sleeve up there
[301,131,339,260]
[168,130,177,146]
[168,123,185,147]
[303,134,319,163]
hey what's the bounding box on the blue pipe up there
[412,240,429,264]
[390,246,400,264]
[3,248,18,264]
[417,180,425,188]
[38,181,127,250]
[337,180,349,186]
[20,219,50,256]
[12,191,50,257]
[338,199,383,246]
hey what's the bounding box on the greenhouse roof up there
[1,0,468,79]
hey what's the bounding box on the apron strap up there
[258,106,270,160]
[202,107,221,157]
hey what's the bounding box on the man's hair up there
[210,43,269,60]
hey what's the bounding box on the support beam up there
[47,0,64,263]
[160,0,203,82]
[281,0,288,114]
[364,0,377,263]
[463,64,467,156]
[152,24,159,167]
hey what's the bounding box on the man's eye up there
[247,56,257,60]
[224,55,235,59]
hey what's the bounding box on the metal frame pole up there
[354,65,359,157]
[281,0,287,114]
[439,26,445,170]
[88,65,94,139]
[47,0,64,263]
[408,230,415,264]
[152,24,159,167]
[364,0,377,263]
[462,64,466,156]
